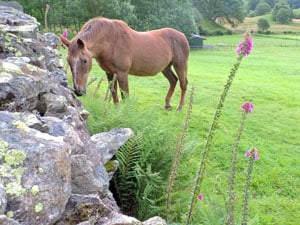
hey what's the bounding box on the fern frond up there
[114,135,142,215]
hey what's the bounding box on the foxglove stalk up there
[242,147,259,225]
[186,31,253,224]
[226,102,254,225]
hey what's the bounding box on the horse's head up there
[60,36,92,96]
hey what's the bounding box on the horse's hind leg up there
[116,72,129,100]
[173,64,188,111]
[106,73,119,104]
[162,66,178,110]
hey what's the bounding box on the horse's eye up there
[83,59,87,64]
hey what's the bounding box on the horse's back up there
[157,28,189,63]
[129,28,189,75]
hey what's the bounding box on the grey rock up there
[97,212,141,225]
[0,1,23,12]
[0,111,71,225]
[71,155,109,195]
[86,128,134,165]
[142,217,167,225]
[56,194,115,225]
[0,6,39,38]
[0,184,7,214]
[77,221,92,225]
[0,58,90,144]
[0,215,21,225]
[41,32,60,49]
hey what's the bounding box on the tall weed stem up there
[166,86,194,221]
[242,147,258,225]
[186,32,252,224]
[44,4,50,32]
[226,112,247,225]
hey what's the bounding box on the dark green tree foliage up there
[247,0,260,11]
[276,7,293,23]
[132,0,198,38]
[257,17,270,31]
[255,1,272,15]
[193,0,245,27]
[272,0,293,23]
[15,0,136,32]
[246,0,275,11]
[14,0,197,38]
[288,0,300,8]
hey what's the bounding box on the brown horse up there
[60,17,189,110]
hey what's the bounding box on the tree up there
[276,8,293,23]
[131,0,198,38]
[246,0,275,12]
[272,0,293,23]
[15,0,198,37]
[288,0,300,8]
[193,0,245,27]
[257,18,270,31]
[255,1,272,16]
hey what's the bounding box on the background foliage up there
[7,0,300,38]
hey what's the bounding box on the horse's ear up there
[77,38,85,49]
[59,35,70,48]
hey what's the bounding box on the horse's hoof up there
[176,106,182,111]
[165,105,172,111]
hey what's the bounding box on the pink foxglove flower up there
[254,149,259,160]
[236,32,253,56]
[245,148,259,160]
[46,3,50,12]
[198,193,204,201]
[63,29,68,38]
[245,149,252,158]
[241,102,254,113]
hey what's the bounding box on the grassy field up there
[61,33,300,224]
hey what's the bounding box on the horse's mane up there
[77,17,132,44]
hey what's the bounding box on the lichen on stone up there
[30,185,40,196]
[35,202,43,213]
[7,211,14,218]
[5,181,26,197]
[4,149,26,166]
[38,167,44,174]
[0,140,27,197]
[2,61,22,74]
[12,120,30,132]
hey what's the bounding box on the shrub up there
[257,18,271,32]
[213,30,225,36]
[225,29,233,35]
[293,9,300,19]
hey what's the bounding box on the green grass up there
[60,34,300,224]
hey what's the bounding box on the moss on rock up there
[0,140,27,197]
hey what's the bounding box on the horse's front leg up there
[106,73,119,104]
[116,72,129,100]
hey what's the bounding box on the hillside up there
[225,15,300,33]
